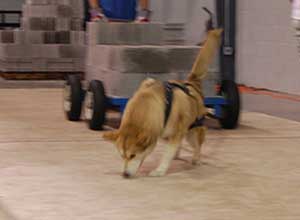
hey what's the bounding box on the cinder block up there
[70,31,85,44]
[85,45,200,74]
[25,0,49,5]
[73,58,85,71]
[163,23,185,45]
[55,18,71,31]
[43,31,71,44]
[70,19,83,31]
[0,44,29,59]
[59,45,85,58]
[46,58,74,72]
[70,0,84,19]
[30,45,61,58]
[87,22,163,45]
[116,46,169,73]
[112,45,199,73]
[14,31,26,44]
[43,31,57,44]
[0,60,20,72]
[167,46,199,72]
[22,5,73,18]
[25,17,56,31]
[0,31,14,43]
[0,30,26,44]
[25,31,44,44]
[32,58,47,71]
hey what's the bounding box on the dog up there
[103,29,223,178]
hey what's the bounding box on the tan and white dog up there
[103,29,223,178]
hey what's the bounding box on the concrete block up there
[25,17,56,31]
[22,5,73,18]
[166,46,199,72]
[30,45,60,58]
[44,31,57,44]
[114,45,200,73]
[0,60,20,72]
[56,31,70,44]
[163,23,185,45]
[46,58,74,72]
[0,31,14,43]
[85,66,217,97]
[25,0,49,5]
[87,22,163,45]
[0,44,29,59]
[55,18,71,31]
[70,19,84,31]
[116,46,169,73]
[70,31,85,44]
[43,31,72,44]
[73,58,84,71]
[32,58,47,71]
[59,45,85,58]
[14,31,26,44]
[85,45,200,74]
[0,30,26,44]
[25,31,44,44]
[70,0,84,19]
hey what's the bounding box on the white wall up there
[237,0,300,95]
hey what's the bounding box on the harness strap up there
[163,82,174,126]
[189,116,205,129]
[163,82,205,129]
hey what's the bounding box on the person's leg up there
[88,0,100,9]
[139,0,149,10]
[136,0,151,22]
[88,0,107,21]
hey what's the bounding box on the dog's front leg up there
[149,143,180,177]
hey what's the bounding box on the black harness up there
[163,82,205,129]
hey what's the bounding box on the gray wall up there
[0,0,23,10]
[237,0,300,95]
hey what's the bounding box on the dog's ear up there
[102,130,119,142]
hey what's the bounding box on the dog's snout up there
[123,172,131,178]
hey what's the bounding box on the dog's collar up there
[163,81,205,129]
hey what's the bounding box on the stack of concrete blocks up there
[0,0,85,73]
[86,22,218,98]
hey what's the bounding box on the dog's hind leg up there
[149,140,182,177]
[186,127,206,165]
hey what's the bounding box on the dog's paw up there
[149,170,166,177]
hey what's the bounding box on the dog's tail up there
[188,29,223,82]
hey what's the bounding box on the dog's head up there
[103,129,156,178]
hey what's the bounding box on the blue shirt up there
[100,0,137,20]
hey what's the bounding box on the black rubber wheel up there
[218,80,240,129]
[63,75,84,121]
[84,80,107,130]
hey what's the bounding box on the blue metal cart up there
[63,0,240,130]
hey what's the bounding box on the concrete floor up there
[0,88,300,220]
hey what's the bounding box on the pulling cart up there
[63,0,240,130]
